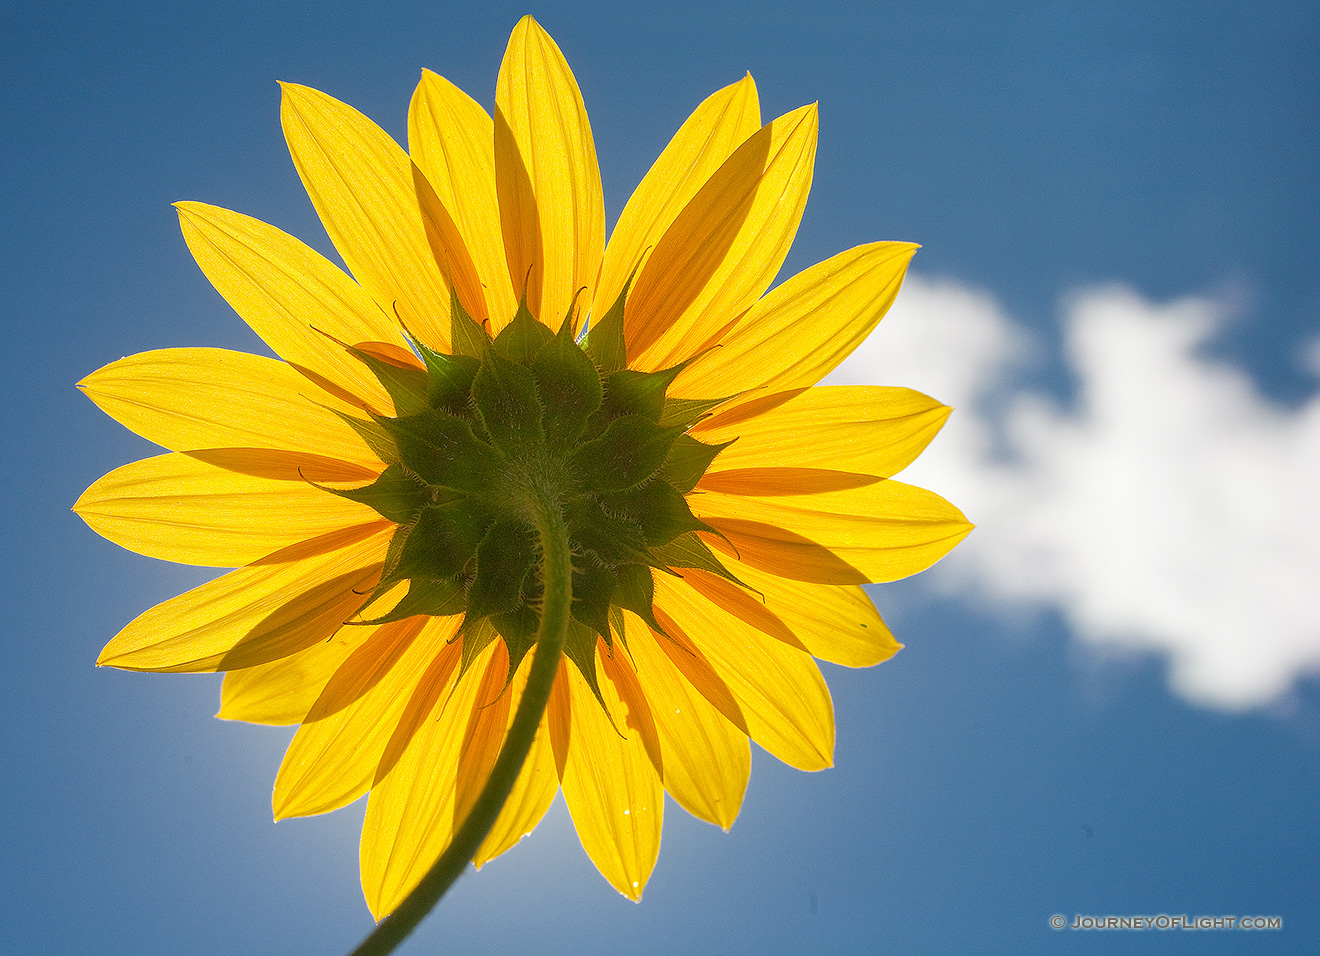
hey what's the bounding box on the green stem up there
[346,494,572,956]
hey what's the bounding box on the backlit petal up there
[409,69,519,325]
[495,16,605,328]
[692,481,973,585]
[624,613,750,829]
[599,642,664,775]
[559,641,663,899]
[217,627,367,725]
[97,523,391,672]
[673,241,916,396]
[625,104,817,370]
[273,615,447,820]
[359,639,496,919]
[548,661,572,780]
[473,660,559,867]
[716,555,901,668]
[74,452,380,567]
[675,568,806,652]
[653,575,834,771]
[280,82,450,350]
[78,348,376,463]
[452,644,515,826]
[412,165,489,325]
[175,201,405,413]
[693,385,950,476]
[595,75,761,318]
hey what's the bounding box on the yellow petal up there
[408,69,519,325]
[179,447,378,483]
[692,480,973,585]
[693,385,950,476]
[595,74,761,318]
[625,104,817,370]
[174,201,406,413]
[718,554,901,668]
[412,164,489,325]
[97,522,391,672]
[548,660,572,780]
[697,468,883,497]
[216,566,415,725]
[273,615,446,820]
[495,16,605,328]
[624,613,750,829]
[74,452,380,567]
[280,82,450,350]
[643,613,748,737]
[653,576,834,771]
[359,639,496,919]
[452,643,515,826]
[559,640,663,900]
[673,241,917,396]
[675,567,806,653]
[473,657,560,867]
[78,348,377,463]
[599,641,664,775]
[217,626,367,725]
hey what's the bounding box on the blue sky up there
[3,1,1318,954]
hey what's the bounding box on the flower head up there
[76,16,970,920]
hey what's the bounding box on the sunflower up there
[76,15,970,926]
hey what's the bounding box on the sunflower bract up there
[341,292,733,700]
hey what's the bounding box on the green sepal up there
[572,414,682,493]
[496,302,557,367]
[332,409,399,465]
[570,561,616,640]
[614,563,662,633]
[465,519,537,620]
[471,350,545,452]
[658,434,732,494]
[583,275,632,374]
[351,576,466,625]
[346,346,431,417]
[449,286,492,358]
[564,495,650,566]
[562,619,609,711]
[607,605,627,645]
[601,365,682,423]
[659,395,734,430]
[400,326,448,369]
[492,302,554,364]
[383,409,496,493]
[327,462,428,524]
[457,615,503,679]
[488,606,537,678]
[532,322,603,448]
[378,521,412,585]
[398,500,491,579]
[609,479,709,548]
[360,520,414,607]
[350,524,412,619]
[649,531,744,585]
[414,345,480,414]
[556,301,579,340]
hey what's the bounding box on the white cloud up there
[825,275,1320,711]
